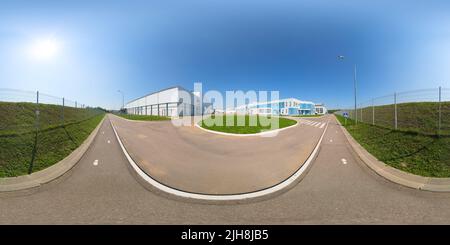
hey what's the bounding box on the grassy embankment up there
[116,114,170,121]
[291,114,323,118]
[200,115,297,134]
[0,102,105,177]
[336,104,450,177]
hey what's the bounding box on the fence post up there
[438,86,442,136]
[394,92,398,130]
[360,106,363,122]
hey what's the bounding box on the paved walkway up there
[110,115,325,194]
[1,115,450,224]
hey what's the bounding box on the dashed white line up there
[107,140,111,144]
[93,159,99,166]
[341,158,347,165]
[320,123,325,128]
[329,139,333,143]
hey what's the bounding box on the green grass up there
[199,115,297,134]
[357,101,450,136]
[116,114,170,121]
[336,114,450,177]
[0,102,105,177]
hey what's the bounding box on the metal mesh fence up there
[336,87,449,136]
[0,88,105,176]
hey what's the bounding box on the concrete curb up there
[110,118,330,202]
[335,115,450,192]
[194,118,299,137]
[0,115,106,192]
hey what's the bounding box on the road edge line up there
[0,115,106,193]
[110,116,330,201]
[335,115,450,192]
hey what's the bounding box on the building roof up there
[234,98,315,109]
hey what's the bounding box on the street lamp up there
[117,90,124,111]
[337,55,358,124]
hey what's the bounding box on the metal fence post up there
[360,106,363,122]
[394,92,398,130]
[438,86,442,136]
[372,98,375,125]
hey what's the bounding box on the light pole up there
[117,90,124,111]
[338,55,358,124]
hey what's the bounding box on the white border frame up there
[110,118,329,201]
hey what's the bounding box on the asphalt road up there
[110,114,325,194]
[1,114,450,224]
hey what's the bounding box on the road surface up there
[110,114,325,194]
[1,114,450,224]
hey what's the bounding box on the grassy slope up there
[200,115,297,134]
[0,102,104,177]
[358,101,450,135]
[116,114,170,121]
[336,114,450,177]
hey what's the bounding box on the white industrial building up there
[234,98,319,116]
[124,86,212,117]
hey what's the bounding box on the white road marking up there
[93,159,99,166]
[107,140,111,144]
[341,158,347,165]
[329,139,333,143]
[320,123,325,128]
[102,131,104,134]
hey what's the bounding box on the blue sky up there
[0,0,450,109]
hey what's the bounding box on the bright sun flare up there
[29,38,60,60]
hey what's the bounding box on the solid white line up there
[111,118,330,201]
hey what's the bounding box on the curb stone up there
[0,115,106,192]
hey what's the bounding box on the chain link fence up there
[336,87,450,136]
[0,88,105,177]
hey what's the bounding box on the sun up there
[29,37,61,60]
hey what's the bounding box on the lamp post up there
[117,90,124,111]
[338,55,358,124]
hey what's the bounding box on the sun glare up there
[29,38,60,60]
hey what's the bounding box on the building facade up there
[124,86,212,117]
[235,98,319,116]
